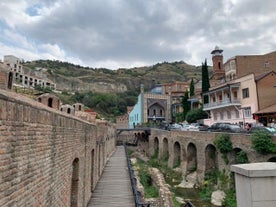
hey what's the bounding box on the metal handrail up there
[184,201,195,207]
[124,143,150,207]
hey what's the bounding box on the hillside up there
[24,60,210,93]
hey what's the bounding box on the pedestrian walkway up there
[87,146,135,207]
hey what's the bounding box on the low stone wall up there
[149,167,174,207]
[0,89,116,207]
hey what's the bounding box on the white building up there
[3,55,56,89]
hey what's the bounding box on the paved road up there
[87,146,135,207]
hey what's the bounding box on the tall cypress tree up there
[182,90,190,121]
[201,59,210,103]
[189,78,195,97]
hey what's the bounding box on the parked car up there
[198,124,209,131]
[248,126,276,136]
[208,123,243,133]
[169,123,183,130]
[187,123,200,131]
[208,123,228,132]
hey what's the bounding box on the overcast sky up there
[0,0,276,69]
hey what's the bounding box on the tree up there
[182,90,190,121]
[201,59,210,103]
[190,78,195,97]
[185,108,208,123]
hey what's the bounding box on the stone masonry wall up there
[0,89,116,207]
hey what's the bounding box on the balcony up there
[203,98,241,111]
[147,115,165,121]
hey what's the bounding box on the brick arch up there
[8,72,13,89]
[229,147,242,165]
[48,97,53,108]
[173,141,181,167]
[153,137,159,157]
[71,158,79,207]
[91,149,95,192]
[267,157,276,162]
[162,138,169,160]
[154,137,159,152]
[205,144,218,173]
[187,142,197,173]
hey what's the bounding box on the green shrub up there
[222,189,237,207]
[251,130,276,154]
[214,133,233,154]
[236,150,249,164]
[199,181,215,202]
[149,158,160,168]
[144,186,159,198]
[172,193,181,207]
[139,170,151,187]
[185,108,208,123]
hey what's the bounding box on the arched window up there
[71,158,79,207]
[218,62,221,70]
[67,108,71,114]
[8,72,13,89]
[91,150,95,192]
[48,98,53,108]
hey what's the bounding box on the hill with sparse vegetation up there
[24,60,210,92]
[23,60,213,120]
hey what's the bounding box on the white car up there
[187,123,200,131]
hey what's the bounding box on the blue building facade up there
[129,84,171,128]
[129,93,143,129]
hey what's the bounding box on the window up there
[48,98,53,108]
[235,110,240,118]
[220,112,224,120]
[264,61,270,68]
[227,111,231,119]
[8,72,13,89]
[214,112,217,121]
[233,91,238,99]
[242,88,249,98]
[243,107,251,118]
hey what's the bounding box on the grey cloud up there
[4,0,276,68]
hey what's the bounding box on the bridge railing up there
[124,143,150,207]
[184,201,195,207]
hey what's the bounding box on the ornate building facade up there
[129,84,171,128]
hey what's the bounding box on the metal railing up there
[184,201,195,207]
[124,143,150,207]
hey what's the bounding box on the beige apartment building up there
[224,51,276,81]
[203,73,259,126]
